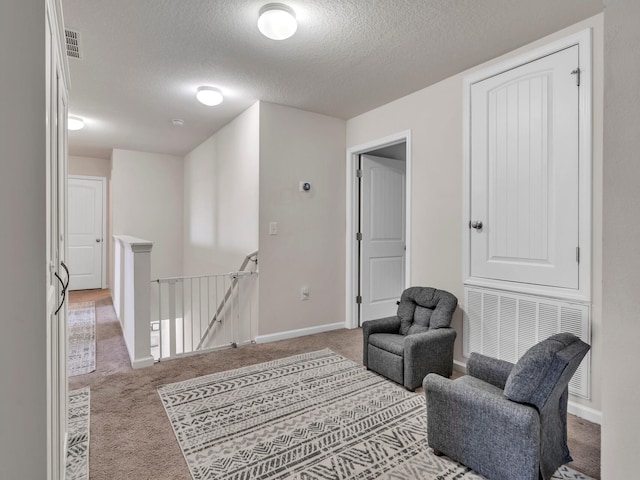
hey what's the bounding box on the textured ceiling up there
[62,0,603,159]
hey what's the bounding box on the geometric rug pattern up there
[158,349,593,480]
[66,387,90,480]
[68,302,96,377]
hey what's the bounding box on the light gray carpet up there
[68,302,96,376]
[66,387,90,480]
[158,349,593,480]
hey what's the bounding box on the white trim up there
[115,234,154,251]
[453,359,467,373]
[453,360,601,424]
[131,356,155,369]
[255,322,346,344]
[462,29,593,302]
[69,175,108,289]
[345,130,412,329]
[568,401,602,425]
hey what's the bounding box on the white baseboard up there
[120,319,154,369]
[452,360,601,425]
[255,322,346,344]
[568,401,602,424]
[453,359,467,373]
[131,356,155,369]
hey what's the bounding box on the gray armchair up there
[424,332,590,480]
[362,286,458,391]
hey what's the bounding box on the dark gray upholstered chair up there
[362,286,458,391]
[424,332,590,480]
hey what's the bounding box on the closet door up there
[469,45,580,289]
[45,2,69,478]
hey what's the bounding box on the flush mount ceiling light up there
[258,3,297,40]
[68,115,85,131]
[196,87,224,106]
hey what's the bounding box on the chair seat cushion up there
[503,332,582,409]
[368,333,405,356]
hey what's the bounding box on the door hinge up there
[576,246,580,263]
[356,232,362,241]
[356,169,363,178]
[571,68,581,86]
[356,295,362,304]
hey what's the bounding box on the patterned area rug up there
[66,387,90,480]
[68,302,96,376]
[158,349,593,480]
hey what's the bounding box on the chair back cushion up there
[397,287,458,335]
[503,332,590,410]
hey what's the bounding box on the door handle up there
[469,220,483,230]
[96,238,102,243]
[54,261,70,315]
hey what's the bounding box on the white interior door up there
[361,155,406,322]
[46,7,68,477]
[68,177,104,290]
[469,45,580,289]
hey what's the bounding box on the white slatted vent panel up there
[464,287,590,399]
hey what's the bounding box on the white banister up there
[168,279,177,358]
[113,235,155,369]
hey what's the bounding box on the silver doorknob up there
[96,239,102,243]
[470,220,483,230]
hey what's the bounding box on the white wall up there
[346,15,604,416]
[258,102,346,337]
[183,103,259,275]
[601,0,640,476]
[111,149,184,281]
[69,155,111,178]
[69,155,112,287]
[0,1,47,477]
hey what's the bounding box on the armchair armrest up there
[362,316,400,366]
[403,328,457,388]
[362,316,401,335]
[423,373,540,480]
[404,328,457,364]
[467,352,514,390]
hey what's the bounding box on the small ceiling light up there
[196,86,224,106]
[171,118,185,126]
[68,115,85,131]
[258,3,297,40]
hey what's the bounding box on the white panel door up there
[46,5,69,477]
[361,155,406,322]
[68,177,104,290]
[470,45,580,289]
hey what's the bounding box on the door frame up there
[462,28,592,302]
[345,130,412,329]
[69,175,107,289]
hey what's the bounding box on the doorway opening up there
[346,131,412,328]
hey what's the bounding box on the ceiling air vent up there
[65,29,83,59]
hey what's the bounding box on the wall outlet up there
[269,221,278,235]
[301,286,310,300]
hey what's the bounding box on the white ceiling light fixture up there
[196,86,224,106]
[68,115,85,131]
[258,3,297,40]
